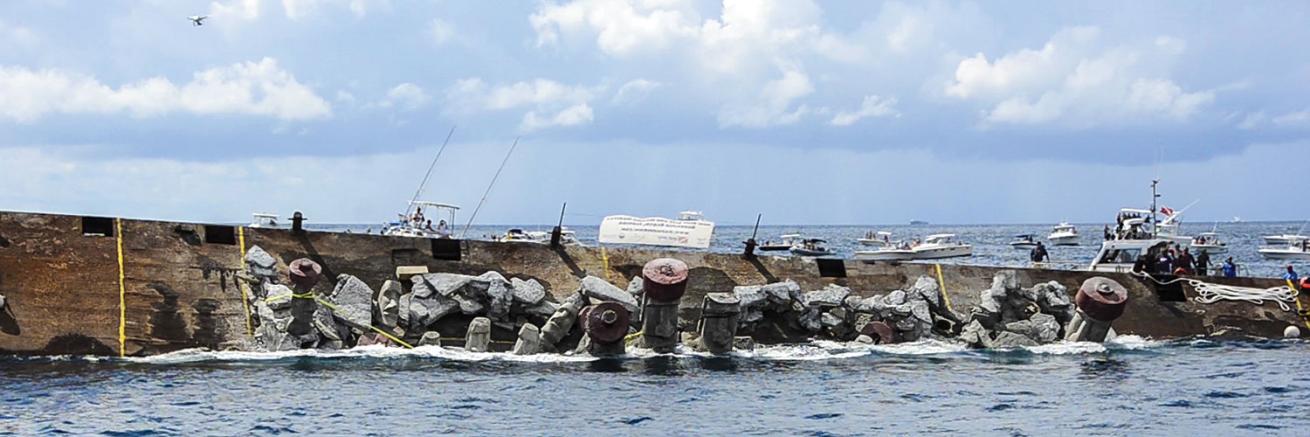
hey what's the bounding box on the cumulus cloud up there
[0,58,331,122]
[376,82,430,110]
[445,77,598,131]
[944,26,1213,126]
[829,95,900,126]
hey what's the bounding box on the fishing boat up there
[790,238,834,257]
[759,234,801,251]
[498,227,583,246]
[1190,228,1227,254]
[1047,223,1079,246]
[857,231,893,247]
[1089,181,1192,272]
[248,213,283,229]
[381,201,458,238]
[1264,234,1308,245]
[498,228,538,243]
[1008,234,1039,248]
[1258,240,1310,260]
[855,234,971,261]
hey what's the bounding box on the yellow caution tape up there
[934,263,955,313]
[312,296,415,349]
[115,218,127,358]
[600,245,612,281]
[237,226,254,337]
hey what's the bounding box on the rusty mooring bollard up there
[1064,277,1129,343]
[640,258,688,353]
[582,302,630,356]
[698,293,740,354]
[286,258,322,337]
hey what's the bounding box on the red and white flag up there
[1160,206,1175,216]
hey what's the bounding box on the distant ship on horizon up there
[910,220,929,225]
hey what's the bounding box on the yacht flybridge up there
[1088,181,1191,273]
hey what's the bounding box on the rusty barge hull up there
[0,210,1302,357]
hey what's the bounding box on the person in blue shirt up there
[1284,265,1299,282]
[1222,257,1238,277]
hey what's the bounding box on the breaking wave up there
[118,335,1168,365]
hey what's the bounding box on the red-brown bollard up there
[640,258,688,353]
[584,302,631,356]
[1065,277,1129,343]
[286,258,323,337]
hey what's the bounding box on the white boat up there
[855,234,971,261]
[1047,223,1080,246]
[790,238,834,257]
[382,201,458,239]
[249,213,284,229]
[1008,234,1039,248]
[498,228,538,243]
[1258,240,1310,260]
[677,210,706,221]
[1263,234,1308,246]
[858,231,893,247]
[1091,180,1193,272]
[1190,230,1227,254]
[498,227,583,245]
[760,234,801,251]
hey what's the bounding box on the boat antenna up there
[1150,179,1160,238]
[406,126,457,217]
[461,137,519,238]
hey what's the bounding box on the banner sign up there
[598,215,715,249]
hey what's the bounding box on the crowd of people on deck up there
[400,207,448,234]
[1129,243,1234,277]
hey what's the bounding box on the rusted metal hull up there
[0,210,1303,356]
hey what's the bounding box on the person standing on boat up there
[1155,249,1175,275]
[1195,249,1211,276]
[1284,265,1300,282]
[1030,242,1049,263]
[1222,257,1238,277]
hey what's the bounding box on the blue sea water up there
[3,338,1309,435]
[330,221,1309,278]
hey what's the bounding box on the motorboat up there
[790,238,835,257]
[760,234,801,251]
[1090,180,1193,272]
[1047,223,1079,246]
[677,210,706,221]
[858,231,893,247]
[249,213,284,229]
[1258,240,1310,260]
[1008,234,1039,248]
[1263,234,1308,246]
[1190,231,1227,254]
[382,201,458,238]
[498,227,583,245]
[854,234,971,261]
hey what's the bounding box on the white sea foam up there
[120,334,1167,365]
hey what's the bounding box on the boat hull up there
[1048,235,1080,246]
[1258,249,1310,260]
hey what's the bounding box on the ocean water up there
[330,221,1309,278]
[3,338,1309,435]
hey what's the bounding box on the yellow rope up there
[1288,280,1310,330]
[237,226,254,337]
[312,297,415,349]
[115,218,127,358]
[600,245,612,281]
[934,263,955,313]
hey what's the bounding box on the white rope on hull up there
[1130,271,1298,311]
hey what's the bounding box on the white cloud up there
[209,0,385,21]
[0,58,331,122]
[530,0,701,56]
[376,82,430,110]
[429,18,456,45]
[611,79,660,104]
[444,77,599,131]
[829,95,900,126]
[945,26,1213,126]
[0,19,38,49]
[1273,109,1310,127]
[717,68,813,128]
[522,103,595,131]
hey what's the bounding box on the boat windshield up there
[1098,248,1141,264]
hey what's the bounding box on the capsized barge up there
[0,210,1305,357]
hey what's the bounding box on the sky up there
[1,0,1308,225]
